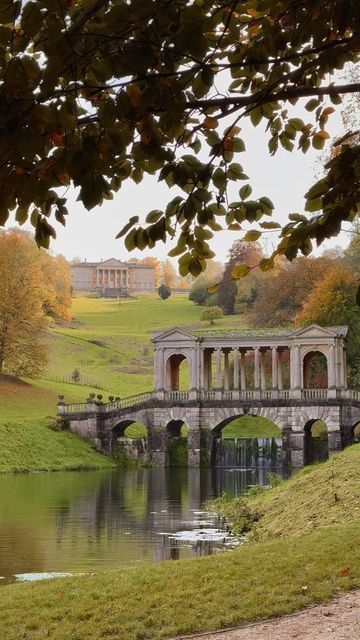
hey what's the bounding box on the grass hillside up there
[46,293,246,397]
[0,294,278,473]
[211,444,360,540]
[1,446,360,639]
[0,377,114,473]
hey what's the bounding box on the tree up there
[189,259,223,305]
[158,284,171,300]
[0,231,48,376]
[218,240,262,315]
[161,260,177,289]
[249,255,333,327]
[2,1,360,278]
[200,306,224,326]
[294,265,360,379]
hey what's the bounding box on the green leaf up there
[116,216,139,239]
[244,230,261,242]
[232,264,251,279]
[145,210,163,224]
[305,99,320,112]
[227,163,243,180]
[356,284,360,308]
[250,108,262,127]
[240,184,252,200]
[260,221,281,229]
[305,198,322,212]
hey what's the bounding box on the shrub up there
[158,283,171,299]
[200,305,224,325]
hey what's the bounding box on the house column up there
[96,269,100,287]
[233,349,239,390]
[216,348,222,390]
[240,351,246,391]
[272,347,278,389]
[224,351,230,390]
[260,349,266,390]
[254,347,260,390]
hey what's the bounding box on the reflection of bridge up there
[58,325,360,467]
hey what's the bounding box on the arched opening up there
[166,420,188,467]
[352,423,360,443]
[112,421,148,463]
[212,415,283,473]
[303,351,328,389]
[304,419,328,464]
[166,354,191,391]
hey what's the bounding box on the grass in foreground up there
[0,524,358,639]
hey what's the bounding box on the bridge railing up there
[301,389,328,400]
[168,391,190,401]
[104,391,154,411]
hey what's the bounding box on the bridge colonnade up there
[58,324,358,468]
[153,325,347,399]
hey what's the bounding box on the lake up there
[0,460,282,585]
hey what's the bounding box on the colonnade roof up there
[152,324,348,345]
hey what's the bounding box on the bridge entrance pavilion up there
[58,324,360,468]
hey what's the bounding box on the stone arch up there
[303,350,328,388]
[352,422,360,443]
[304,419,329,464]
[166,419,188,466]
[210,408,284,469]
[166,352,191,391]
[210,406,285,435]
[111,420,148,460]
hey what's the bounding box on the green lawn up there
[0,376,114,472]
[1,446,360,639]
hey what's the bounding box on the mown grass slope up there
[0,376,114,472]
[1,447,360,639]
[212,444,360,541]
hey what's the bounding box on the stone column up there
[233,349,239,390]
[277,350,283,390]
[207,350,213,390]
[339,343,346,389]
[271,347,278,390]
[201,349,207,391]
[328,429,343,458]
[96,269,100,287]
[190,347,198,395]
[240,351,246,391]
[328,344,336,389]
[216,348,222,390]
[290,345,301,389]
[224,350,230,390]
[343,348,347,389]
[260,350,266,390]
[254,347,260,390]
[290,431,305,467]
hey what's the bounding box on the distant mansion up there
[70,258,155,295]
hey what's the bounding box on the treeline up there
[189,234,360,384]
[0,230,72,377]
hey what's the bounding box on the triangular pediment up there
[99,258,128,268]
[152,327,198,343]
[291,324,342,339]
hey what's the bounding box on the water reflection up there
[0,465,283,584]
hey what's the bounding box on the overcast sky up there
[12,97,351,265]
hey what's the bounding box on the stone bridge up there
[58,324,360,467]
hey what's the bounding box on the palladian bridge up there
[58,324,360,467]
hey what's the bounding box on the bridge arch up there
[352,422,360,443]
[166,420,188,466]
[304,419,329,464]
[302,350,328,389]
[111,420,148,460]
[166,352,191,391]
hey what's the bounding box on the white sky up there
[12,97,351,264]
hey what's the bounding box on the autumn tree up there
[0,231,48,376]
[249,255,333,327]
[129,256,162,287]
[161,260,177,289]
[1,1,360,280]
[218,240,262,315]
[294,265,360,379]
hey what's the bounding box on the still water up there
[0,462,282,585]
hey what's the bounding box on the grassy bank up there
[210,444,360,541]
[0,376,114,473]
[0,447,360,638]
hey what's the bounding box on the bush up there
[71,368,81,383]
[200,305,223,325]
[158,283,171,300]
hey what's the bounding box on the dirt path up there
[175,590,360,640]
